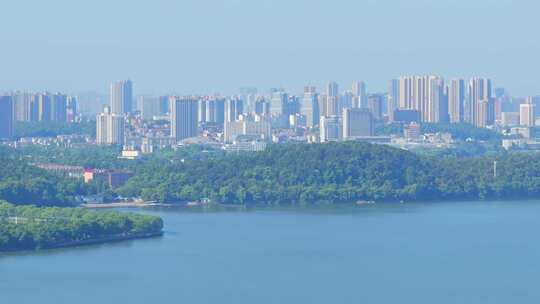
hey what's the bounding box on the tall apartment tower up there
[367,94,384,120]
[467,78,492,126]
[301,86,320,128]
[343,108,373,139]
[387,79,399,121]
[170,97,198,142]
[326,82,339,98]
[110,80,133,115]
[520,101,536,127]
[398,75,446,123]
[352,81,367,108]
[448,79,465,123]
[0,96,13,140]
[96,107,125,145]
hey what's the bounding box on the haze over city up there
[1,0,540,95]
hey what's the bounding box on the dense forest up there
[0,201,163,252]
[115,141,540,205]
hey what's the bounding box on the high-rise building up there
[0,96,13,140]
[301,86,319,128]
[367,94,384,120]
[476,99,494,128]
[51,93,67,122]
[388,79,399,122]
[110,80,133,115]
[96,107,125,145]
[138,96,162,120]
[36,93,52,121]
[225,98,244,123]
[397,76,446,123]
[12,92,35,122]
[170,97,198,142]
[326,96,340,117]
[270,90,289,128]
[320,115,342,142]
[66,96,78,122]
[520,101,535,127]
[351,81,367,108]
[342,108,373,139]
[448,79,465,123]
[327,82,339,98]
[467,78,492,126]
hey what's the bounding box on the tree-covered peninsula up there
[0,202,163,252]
[117,141,540,205]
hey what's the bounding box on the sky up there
[1,0,539,96]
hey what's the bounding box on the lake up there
[2,201,540,303]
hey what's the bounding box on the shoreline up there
[0,231,164,254]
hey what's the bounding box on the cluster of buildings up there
[2,76,540,153]
[0,92,79,140]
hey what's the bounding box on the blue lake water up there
[2,201,540,303]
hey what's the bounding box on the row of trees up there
[0,201,163,251]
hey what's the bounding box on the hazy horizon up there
[1,0,539,96]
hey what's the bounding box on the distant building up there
[224,114,271,143]
[170,96,198,142]
[138,96,162,120]
[110,80,133,115]
[0,96,13,140]
[301,86,319,128]
[326,82,339,98]
[342,108,373,139]
[404,122,421,140]
[96,107,125,145]
[367,94,384,120]
[84,169,134,189]
[501,112,520,127]
[387,79,399,121]
[468,78,492,126]
[352,81,367,108]
[520,101,535,127]
[320,116,342,142]
[448,79,465,123]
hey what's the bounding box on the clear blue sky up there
[1,0,538,96]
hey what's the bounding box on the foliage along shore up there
[0,202,163,252]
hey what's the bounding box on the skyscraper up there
[96,107,125,145]
[467,78,492,126]
[351,81,367,108]
[51,93,67,122]
[397,75,446,122]
[343,108,373,139]
[301,86,319,128]
[326,82,339,98]
[138,96,162,120]
[12,92,34,122]
[170,97,198,142]
[110,80,133,115]
[0,96,13,140]
[36,93,52,121]
[448,79,465,123]
[367,94,384,120]
[387,79,399,121]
